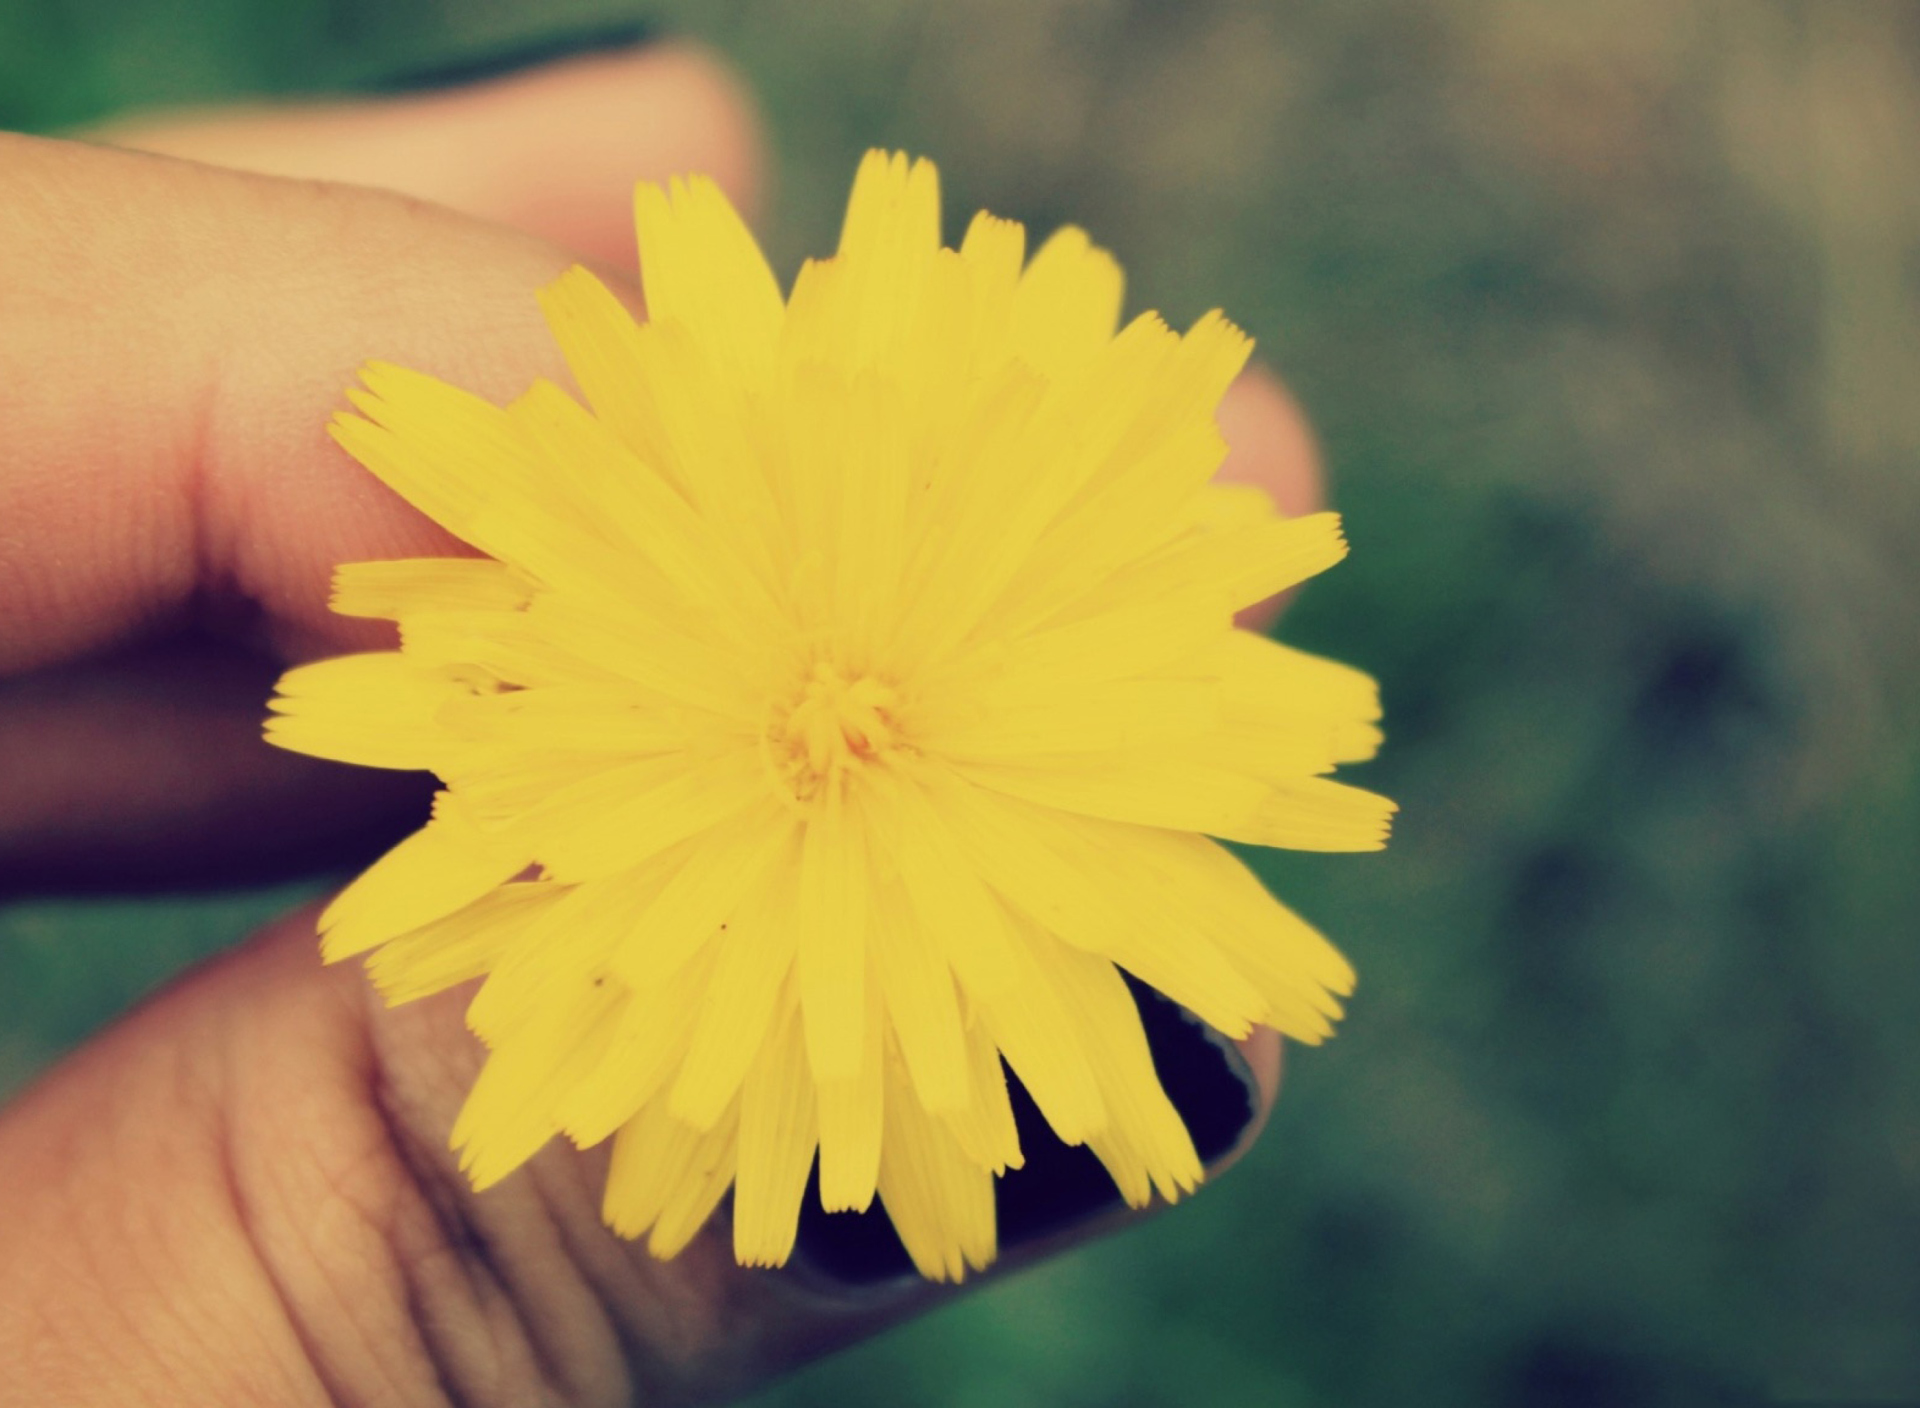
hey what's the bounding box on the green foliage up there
[4,1,1917,1402]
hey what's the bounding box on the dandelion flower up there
[265,151,1394,1281]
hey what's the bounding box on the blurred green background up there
[5,1,1919,1404]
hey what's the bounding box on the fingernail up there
[790,979,1262,1287]
[360,20,660,94]
[791,1168,917,1288]
[1124,975,1264,1167]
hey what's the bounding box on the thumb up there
[0,904,1276,1405]
[0,907,907,1405]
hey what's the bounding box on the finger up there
[0,906,1278,1403]
[1215,362,1327,632]
[0,133,667,676]
[0,133,627,890]
[89,40,766,268]
[0,638,433,894]
[5,48,766,892]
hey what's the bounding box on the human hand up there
[0,37,1320,1405]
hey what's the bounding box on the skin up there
[0,42,1317,1406]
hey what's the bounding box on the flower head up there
[266,151,1393,1280]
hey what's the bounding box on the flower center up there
[770,662,903,803]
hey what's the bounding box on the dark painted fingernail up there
[790,977,1261,1287]
[1125,974,1264,1167]
[360,20,660,94]
[791,1166,916,1288]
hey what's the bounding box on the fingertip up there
[1172,1026,1279,1184]
[474,42,770,267]
[1216,363,1325,630]
[1216,362,1323,520]
[627,42,770,219]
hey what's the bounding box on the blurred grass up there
[5,1,1920,1403]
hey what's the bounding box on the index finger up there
[0,131,605,675]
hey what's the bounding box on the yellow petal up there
[609,808,798,987]
[331,557,533,622]
[555,944,717,1149]
[1210,630,1385,766]
[839,150,942,263]
[452,976,623,1189]
[507,377,783,638]
[397,607,608,690]
[831,151,943,372]
[929,776,1266,1038]
[920,589,1221,715]
[603,1094,737,1253]
[647,1112,741,1259]
[869,869,971,1114]
[896,314,1182,668]
[462,864,665,1046]
[883,779,1106,1143]
[955,753,1396,854]
[1026,926,1202,1206]
[318,792,528,963]
[980,424,1228,636]
[1009,225,1123,381]
[816,971,885,1213]
[535,267,668,480]
[634,174,785,389]
[433,682,690,757]
[625,317,784,578]
[337,364,642,593]
[524,750,766,885]
[883,360,1054,674]
[796,786,869,1081]
[830,372,914,657]
[265,651,466,771]
[365,882,563,1005]
[668,869,799,1129]
[914,677,1218,764]
[1077,511,1349,624]
[957,209,1025,362]
[989,315,1257,634]
[732,1000,817,1267]
[1098,830,1357,1043]
[937,1012,1024,1176]
[328,366,518,546]
[518,591,764,722]
[875,1053,996,1282]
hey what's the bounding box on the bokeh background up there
[5,1,1919,1403]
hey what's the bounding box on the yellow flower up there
[265,151,1394,1281]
